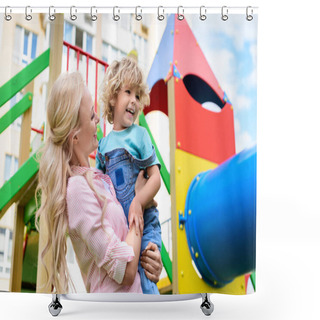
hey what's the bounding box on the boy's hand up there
[128,197,144,236]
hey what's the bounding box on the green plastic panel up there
[161,242,173,283]
[250,271,256,291]
[0,49,50,108]
[0,152,39,214]
[0,93,33,134]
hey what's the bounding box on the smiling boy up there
[96,57,162,294]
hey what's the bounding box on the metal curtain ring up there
[49,6,56,21]
[158,6,165,21]
[5,6,12,21]
[221,6,228,21]
[135,6,142,21]
[246,6,253,21]
[177,6,184,21]
[113,6,120,21]
[25,6,32,21]
[200,6,207,21]
[91,6,97,21]
[70,6,77,21]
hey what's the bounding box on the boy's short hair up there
[100,57,150,124]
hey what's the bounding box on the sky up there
[187,14,258,153]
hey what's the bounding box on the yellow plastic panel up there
[175,148,246,294]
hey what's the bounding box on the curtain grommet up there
[158,6,165,21]
[135,6,142,21]
[113,6,120,21]
[25,6,32,21]
[246,6,254,21]
[49,6,56,21]
[70,6,77,21]
[177,6,184,21]
[200,6,207,21]
[5,6,12,21]
[91,6,97,21]
[221,6,228,21]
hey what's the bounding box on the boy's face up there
[112,84,141,131]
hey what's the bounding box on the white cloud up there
[205,48,238,103]
[234,118,256,153]
[234,117,241,133]
[187,15,258,154]
[235,95,251,110]
[236,131,255,153]
[189,15,258,51]
[247,43,257,88]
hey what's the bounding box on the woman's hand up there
[140,242,163,283]
[135,170,158,209]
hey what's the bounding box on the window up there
[64,21,73,43]
[64,21,94,54]
[63,22,94,73]
[0,228,5,263]
[102,42,126,64]
[120,15,131,31]
[86,34,93,55]
[0,228,13,278]
[4,154,19,183]
[75,28,83,49]
[13,25,38,66]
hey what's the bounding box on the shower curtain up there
[0,8,257,297]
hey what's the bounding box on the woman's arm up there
[67,176,140,286]
[121,225,141,286]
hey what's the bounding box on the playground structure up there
[143,14,256,294]
[0,14,256,294]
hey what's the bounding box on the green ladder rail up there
[139,112,172,283]
[0,48,50,217]
[0,49,50,108]
[0,92,33,134]
[0,152,39,219]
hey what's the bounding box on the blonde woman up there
[36,72,162,294]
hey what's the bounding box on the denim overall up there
[98,147,162,294]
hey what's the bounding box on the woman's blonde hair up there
[35,71,101,293]
[100,57,150,124]
[36,72,111,294]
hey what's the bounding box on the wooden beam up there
[9,205,25,292]
[47,14,64,102]
[167,77,178,294]
[37,13,64,294]
[158,276,173,294]
[19,81,34,165]
[9,79,34,292]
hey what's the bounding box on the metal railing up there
[63,41,108,113]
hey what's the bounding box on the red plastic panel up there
[144,79,168,116]
[175,80,235,164]
[173,17,225,102]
